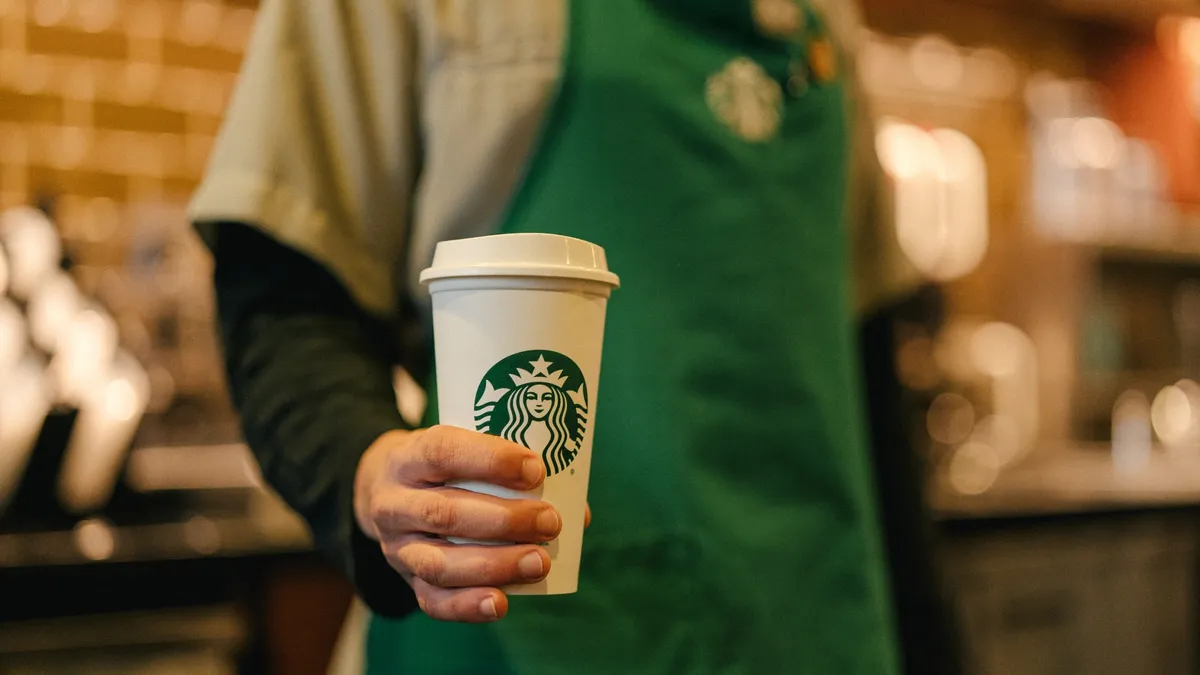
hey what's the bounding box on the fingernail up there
[479,596,498,619]
[536,508,562,537]
[522,458,544,486]
[519,550,545,579]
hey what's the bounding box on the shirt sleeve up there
[188,0,418,317]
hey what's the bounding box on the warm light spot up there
[1047,118,1080,168]
[1113,390,1153,474]
[1152,385,1193,447]
[974,415,1023,467]
[1072,117,1124,169]
[879,120,989,281]
[859,38,907,94]
[105,379,140,422]
[931,128,988,279]
[927,392,975,446]
[27,273,81,352]
[969,322,1030,378]
[0,300,26,375]
[964,48,1019,100]
[948,441,1000,495]
[1,207,62,300]
[1178,17,1200,64]
[910,35,963,91]
[1025,72,1073,119]
[74,517,116,561]
[184,515,221,555]
[877,119,939,180]
[52,307,119,402]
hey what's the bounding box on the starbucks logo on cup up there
[475,351,588,477]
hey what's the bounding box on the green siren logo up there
[475,351,588,477]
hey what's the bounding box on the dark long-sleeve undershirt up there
[199,221,417,618]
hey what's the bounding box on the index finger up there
[396,425,544,490]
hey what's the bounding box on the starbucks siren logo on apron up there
[475,351,588,476]
[705,56,782,142]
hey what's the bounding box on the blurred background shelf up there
[0,487,310,570]
[934,443,1200,520]
[1050,220,1200,266]
[865,0,1200,38]
[1092,234,1200,265]
[0,605,246,675]
[1047,0,1200,26]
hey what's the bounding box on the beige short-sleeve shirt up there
[189,0,917,318]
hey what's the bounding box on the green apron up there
[368,1,899,672]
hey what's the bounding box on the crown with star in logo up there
[475,353,589,412]
[509,354,570,388]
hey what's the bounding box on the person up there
[191,0,964,673]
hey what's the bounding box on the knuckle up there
[383,450,407,480]
[367,496,393,530]
[477,554,510,584]
[403,547,447,586]
[415,493,458,532]
[421,425,452,453]
[451,599,477,622]
[381,543,406,574]
[418,427,459,471]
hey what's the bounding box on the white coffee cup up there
[420,233,619,595]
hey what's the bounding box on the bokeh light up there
[927,392,976,446]
[1152,384,1194,448]
[73,517,116,561]
[910,35,964,91]
[1113,390,1153,474]
[878,120,989,282]
[1,207,63,300]
[948,441,1001,495]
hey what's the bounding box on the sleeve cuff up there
[339,422,420,619]
[189,172,397,317]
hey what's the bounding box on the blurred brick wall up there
[0,0,259,422]
[0,0,254,260]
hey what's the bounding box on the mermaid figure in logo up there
[501,383,576,475]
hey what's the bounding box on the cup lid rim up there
[419,263,620,286]
[419,233,620,287]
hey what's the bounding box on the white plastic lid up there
[419,233,620,287]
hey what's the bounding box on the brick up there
[0,92,64,124]
[94,100,187,134]
[27,24,128,61]
[28,166,128,200]
[162,41,244,72]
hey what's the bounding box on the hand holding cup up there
[354,425,563,623]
